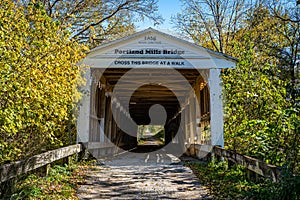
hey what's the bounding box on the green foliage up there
[223,36,289,164]
[186,160,255,199]
[12,175,43,199]
[248,166,300,200]
[222,33,300,168]
[176,0,300,171]
[186,160,300,200]
[0,0,87,164]
[11,163,83,200]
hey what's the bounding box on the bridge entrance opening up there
[87,68,209,155]
[137,125,165,146]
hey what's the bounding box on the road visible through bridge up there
[77,147,212,199]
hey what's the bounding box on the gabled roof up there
[83,27,237,69]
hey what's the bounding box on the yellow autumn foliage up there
[0,0,88,164]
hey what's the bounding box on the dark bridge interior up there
[89,68,210,156]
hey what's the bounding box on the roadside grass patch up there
[10,160,93,200]
[185,160,299,200]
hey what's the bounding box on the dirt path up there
[77,152,212,199]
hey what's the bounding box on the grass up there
[8,159,93,200]
[185,160,300,200]
[185,160,255,199]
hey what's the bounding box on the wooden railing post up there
[0,177,16,199]
[77,142,86,162]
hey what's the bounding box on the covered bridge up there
[77,28,236,157]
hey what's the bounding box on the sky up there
[135,0,182,32]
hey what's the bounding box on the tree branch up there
[71,0,131,39]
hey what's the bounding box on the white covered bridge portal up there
[77,28,236,157]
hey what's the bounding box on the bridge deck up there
[77,150,212,199]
